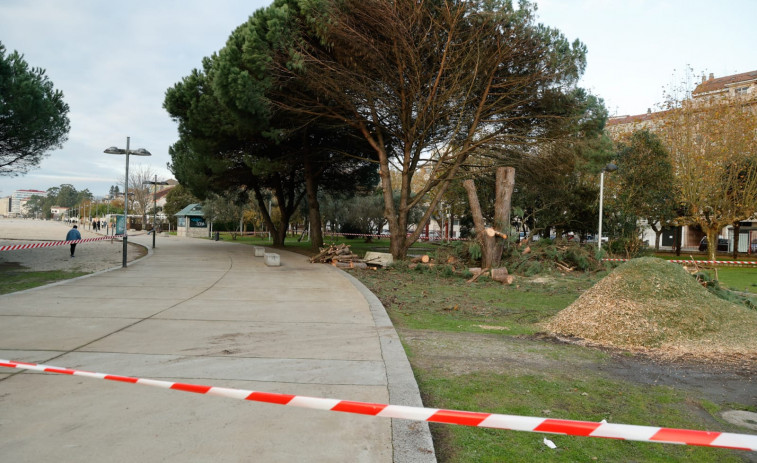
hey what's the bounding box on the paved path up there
[0,234,435,462]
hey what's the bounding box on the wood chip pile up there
[545,257,757,364]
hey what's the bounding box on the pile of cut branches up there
[310,243,367,269]
[504,239,605,276]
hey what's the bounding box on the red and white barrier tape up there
[324,231,470,241]
[1,359,754,451]
[0,235,124,252]
[603,258,757,266]
[216,230,469,241]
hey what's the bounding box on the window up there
[735,86,749,95]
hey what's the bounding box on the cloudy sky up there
[1,0,755,197]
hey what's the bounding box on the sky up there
[1,0,755,198]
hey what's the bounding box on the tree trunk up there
[654,229,662,252]
[732,222,740,259]
[674,226,682,256]
[464,178,494,267]
[303,157,324,250]
[463,167,516,268]
[706,228,718,262]
[649,220,662,252]
[253,187,279,244]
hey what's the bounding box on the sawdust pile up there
[545,257,757,362]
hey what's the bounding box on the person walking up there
[66,225,82,258]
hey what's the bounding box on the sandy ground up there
[0,218,146,273]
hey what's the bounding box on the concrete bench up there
[253,246,265,257]
[264,253,280,267]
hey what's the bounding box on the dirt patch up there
[400,329,756,407]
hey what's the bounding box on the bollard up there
[264,253,280,267]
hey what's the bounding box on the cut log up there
[490,267,510,282]
[503,275,515,285]
[333,261,368,269]
[467,267,490,283]
[484,227,507,239]
[555,261,574,272]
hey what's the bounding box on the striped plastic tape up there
[1,359,755,451]
[603,258,757,265]
[0,235,123,252]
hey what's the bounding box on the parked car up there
[698,236,729,252]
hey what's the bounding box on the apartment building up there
[605,70,757,253]
[10,189,47,217]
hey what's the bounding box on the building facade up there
[606,69,757,253]
[10,189,47,217]
[174,203,208,238]
[0,196,11,217]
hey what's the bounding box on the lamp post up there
[104,137,151,267]
[597,163,618,251]
[143,175,169,249]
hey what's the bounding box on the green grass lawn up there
[652,253,757,294]
[0,270,89,294]
[354,264,755,462]
[715,266,757,294]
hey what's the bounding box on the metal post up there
[152,174,157,249]
[598,171,604,251]
[123,137,130,267]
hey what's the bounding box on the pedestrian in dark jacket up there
[66,225,82,257]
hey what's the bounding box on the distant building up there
[607,69,757,136]
[11,189,47,216]
[174,203,208,238]
[692,70,757,102]
[605,69,757,252]
[0,196,11,217]
[50,206,70,220]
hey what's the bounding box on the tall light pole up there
[104,137,151,267]
[597,163,618,251]
[143,175,169,249]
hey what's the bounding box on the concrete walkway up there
[0,234,435,462]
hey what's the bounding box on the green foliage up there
[22,184,92,219]
[694,271,757,311]
[162,185,199,227]
[606,236,648,259]
[0,42,70,176]
[613,130,678,248]
[506,239,605,275]
[511,89,614,239]
[468,242,482,262]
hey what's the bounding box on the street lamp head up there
[103,147,151,156]
[604,163,618,172]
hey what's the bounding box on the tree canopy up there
[0,42,70,176]
[657,93,757,259]
[204,0,588,258]
[614,129,678,250]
